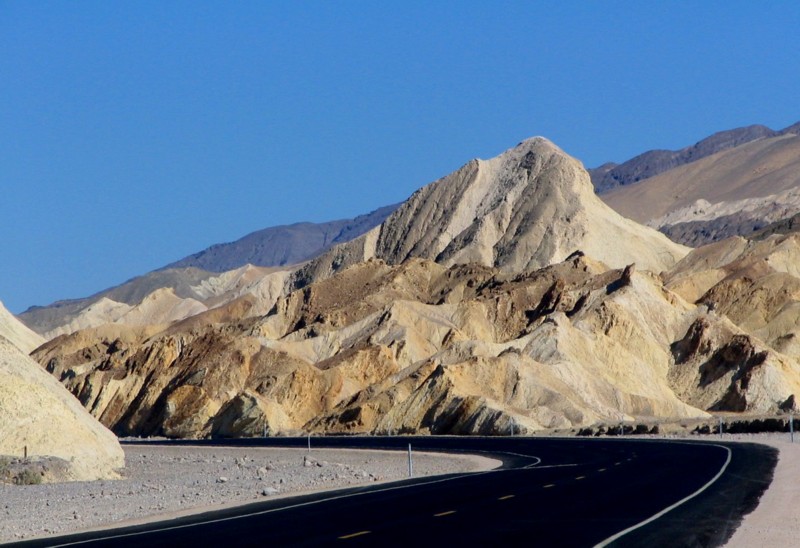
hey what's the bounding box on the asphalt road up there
[11,437,776,548]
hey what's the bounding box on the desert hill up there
[0,335,124,481]
[590,122,799,194]
[0,300,44,354]
[290,137,687,290]
[34,252,800,439]
[599,124,800,246]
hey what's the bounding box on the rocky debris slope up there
[0,300,44,354]
[601,130,800,246]
[0,336,124,481]
[36,250,800,439]
[290,138,687,291]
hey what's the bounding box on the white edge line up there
[593,442,732,548]
[48,451,541,547]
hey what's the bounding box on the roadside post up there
[408,444,413,478]
[718,417,723,438]
[307,433,311,453]
[791,414,794,443]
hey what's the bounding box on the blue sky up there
[2,1,799,313]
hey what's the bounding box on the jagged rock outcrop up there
[0,336,124,481]
[669,317,800,412]
[290,138,687,291]
[45,251,800,438]
[665,233,800,361]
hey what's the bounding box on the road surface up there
[10,436,776,547]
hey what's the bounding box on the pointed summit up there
[291,138,688,288]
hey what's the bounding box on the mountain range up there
[24,134,800,441]
[8,123,800,447]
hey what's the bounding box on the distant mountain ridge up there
[163,204,398,272]
[601,129,800,247]
[19,206,396,336]
[589,122,800,194]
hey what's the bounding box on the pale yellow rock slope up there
[0,300,44,354]
[0,336,124,480]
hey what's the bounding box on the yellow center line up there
[434,510,457,517]
[543,484,555,488]
[614,462,622,466]
[598,468,606,472]
[339,531,371,540]
[498,495,515,500]
[575,476,585,480]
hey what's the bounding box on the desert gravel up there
[0,443,498,543]
[721,433,800,547]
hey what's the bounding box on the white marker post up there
[718,417,723,438]
[791,414,794,444]
[307,433,311,454]
[408,444,413,478]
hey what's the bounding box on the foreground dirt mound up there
[0,336,124,481]
[35,251,800,438]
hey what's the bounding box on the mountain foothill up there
[5,122,800,478]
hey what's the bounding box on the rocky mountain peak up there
[290,138,687,290]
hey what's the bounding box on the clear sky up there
[2,2,799,313]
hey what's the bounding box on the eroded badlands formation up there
[24,137,800,440]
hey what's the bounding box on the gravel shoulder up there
[720,433,800,547]
[0,444,499,544]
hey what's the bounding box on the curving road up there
[11,437,776,547]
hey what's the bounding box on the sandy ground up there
[0,444,499,544]
[719,433,800,547]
